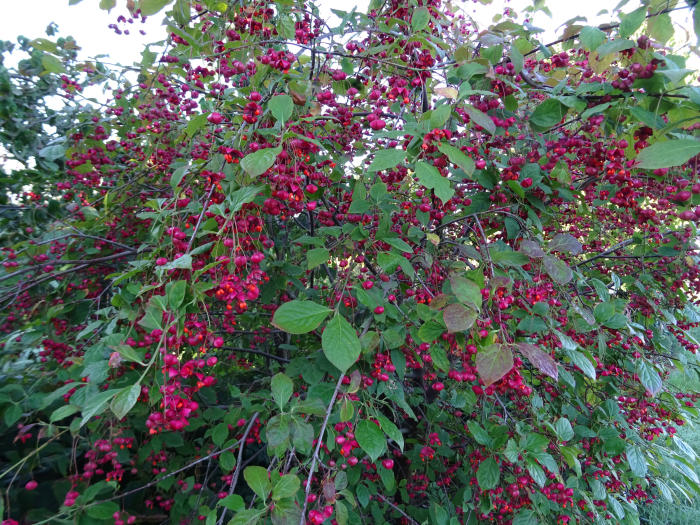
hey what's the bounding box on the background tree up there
[1,1,700,524]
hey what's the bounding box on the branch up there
[220,346,290,363]
[375,493,420,525]
[217,412,260,525]
[299,374,344,525]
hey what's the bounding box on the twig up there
[221,346,290,363]
[375,493,420,525]
[217,412,260,525]
[298,374,344,525]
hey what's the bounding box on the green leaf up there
[636,139,700,169]
[467,421,492,446]
[355,420,387,462]
[50,404,80,423]
[139,0,173,16]
[476,457,500,489]
[579,26,606,51]
[41,55,65,74]
[430,345,451,372]
[99,0,116,10]
[437,143,475,176]
[322,314,361,373]
[626,445,648,477]
[596,39,635,56]
[162,253,192,270]
[594,301,615,323]
[411,6,429,31]
[555,418,574,441]
[449,273,482,309]
[529,98,567,131]
[269,95,293,125]
[526,459,546,487]
[443,303,477,333]
[368,149,406,172]
[619,7,646,38]
[543,255,573,284]
[227,186,264,213]
[491,250,529,267]
[272,300,331,334]
[212,423,228,447]
[376,414,404,451]
[219,494,244,511]
[80,389,118,427]
[565,349,597,380]
[637,360,662,396]
[475,344,514,386]
[415,161,454,203]
[382,237,413,253]
[271,373,294,410]
[464,105,496,135]
[166,280,187,308]
[307,247,330,270]
[86,501,119,519]
[431,104,452,128]
[110,384,141,420]
[647,13,674,44]
[240,146,282,177]
[272,474,300,500]
[229,509,264,525]
[243,466,271,500]
[170,165,188,191]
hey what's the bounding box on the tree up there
[1,0,700,523]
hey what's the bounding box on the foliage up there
[1,1,700,524]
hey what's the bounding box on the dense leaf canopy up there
[1,1,700,524]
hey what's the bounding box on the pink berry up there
[25,480,38,491]
[382,458,394,469]
[374,306,385,314]
[207,112,223,124]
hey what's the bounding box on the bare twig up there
[299,374,344,525]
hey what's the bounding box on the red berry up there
[374,306,385,314]
[25,480,38,491]
[207,112,223,124]
[382,459,394,469]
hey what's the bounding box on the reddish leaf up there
[429,293,450,310]
[548,233,582,255]
[443,303,477,333]
[520,240,545,258]
[475,344,514,386]
[517,343,559,381]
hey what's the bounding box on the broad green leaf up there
[415,161,454,203]
[431,104,452,128]
[271,373,294,410]
[227,186,264,213]
[50,404,80,423]
[111,383,141,420]
[526,459,546,487]
[565,349,596,380]
[322,314,361,373]
[647,13,674,44]
[476,457,500,489]
[619,7,646,38]
[86,501,120,519]
[219,494,244,511]
[596,39,635,56]
[99,0,116,10]
[492,250,529,267]
[376,414,404,451]
[437,143,475,176]
[240,146,282,177]
[80,389,118,427]
[464,105,496,135]
[412,7,429,31]
[272,474,300,500]
[467,421,492,446]
[41,55,65,74]
[269,94,293,125]
[555,418,574,441]
[529,98,567,131]
[307,247,330,270]
[579,26,606,51]
[430,345,450,372]
[475,344,514,386]
[636,139,700,169]
[449,273,482,308]
[626,445,648,477]
[166,280,187,308]
[368,149,406,172]
[139,0,173,16]
[637,360,662,396]
[272,300,331,334]
[243,466,271,500]
[355,420,386,462]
